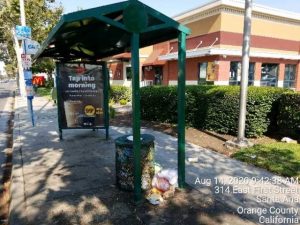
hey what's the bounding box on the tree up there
[0,0,63,77]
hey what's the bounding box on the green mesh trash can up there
[115,134,155,191]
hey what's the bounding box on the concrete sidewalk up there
[9,96,300,225]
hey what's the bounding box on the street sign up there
[21,54,32,70]
[16,25,31,40]
[25,79,32,86]
[24,39,40,55]
[24,70,33,80]
[25,85,34,97]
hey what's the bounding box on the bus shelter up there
[34,0,190,202]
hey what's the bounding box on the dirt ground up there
[110,112,279,157]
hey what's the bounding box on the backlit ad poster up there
[57,63,104,129]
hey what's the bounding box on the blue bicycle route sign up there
[16,25,31,40]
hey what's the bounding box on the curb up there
[0,91,15,225]
[8,96,30,225]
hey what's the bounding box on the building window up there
[229,62,241,85]
[198,62,207,84]
[284,64,296,89]
[229,62,255,86]
[154,67,163,85]
[261,63,278,87]
[248,63,255,86]
[126,66,132,80]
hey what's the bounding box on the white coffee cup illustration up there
[64,100,82,127]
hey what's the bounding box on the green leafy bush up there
[45,78,54,88]
[110,85,131,103]
[109,105,116,119]
[141,85,288,137]
[140,86,177,123]
[204,86,240,134]
[277,93,300,136]
[119,99,128,105]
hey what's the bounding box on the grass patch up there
[232,142,300,179]
[36,87,51,98]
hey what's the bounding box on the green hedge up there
[110,85,131,103]
[277,93,300,136]
[141,85,289,137]
[140,86,177,123]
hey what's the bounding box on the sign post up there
[16,24,37,126]
[25,79,35,126]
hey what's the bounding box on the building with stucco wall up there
[140,0,300,91]
[107,46,153,87]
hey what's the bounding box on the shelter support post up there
[103,62,110,140]
[177,31,186,188]
[55,64,63,140]
[131,33,142,202]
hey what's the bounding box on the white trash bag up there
[157,169,178,186]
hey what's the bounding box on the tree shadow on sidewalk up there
[10,98,300,225]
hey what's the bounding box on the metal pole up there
[237,0,252,142]
[28,97,35,126]
[131,33,142,202]
[178,32,186,188]
[103,62,110,140]
[18,0,26,97]
[19,0,26,26]
[12,28,25,96]
[19,0,35,127]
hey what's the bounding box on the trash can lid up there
[115,134,155,147]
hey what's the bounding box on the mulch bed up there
[110,112,280,157]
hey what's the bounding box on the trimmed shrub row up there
[277,93,300,136]
[141,85,291,137]
[110,85,131,103]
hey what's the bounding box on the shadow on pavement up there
[9,97,300,225]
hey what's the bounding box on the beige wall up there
[185,14,221,37]
[220,12,300,41]
[139,46,153,56]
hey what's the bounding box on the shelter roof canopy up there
[34,0,190,61]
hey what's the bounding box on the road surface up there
[0,81,16,172]
[0,81,16,112]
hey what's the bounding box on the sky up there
[58,0,300,16]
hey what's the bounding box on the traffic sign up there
[21,54,32,70]
[24,39,40,55]
[16,25,31,40]
[26,85,34,97]
[24,70,33,80]
[25,79,32,86]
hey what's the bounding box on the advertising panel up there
[206,62,217,81]
[57,63,104,129]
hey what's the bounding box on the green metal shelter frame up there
[34,0,191,202]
